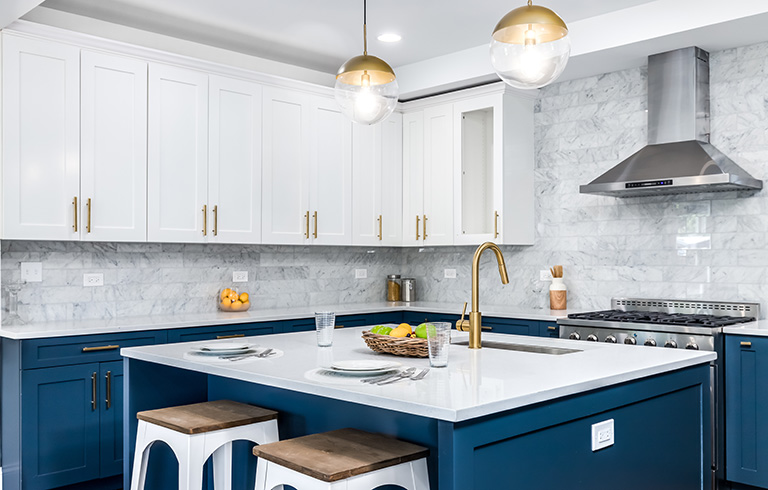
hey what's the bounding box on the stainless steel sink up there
[453,340,581,355]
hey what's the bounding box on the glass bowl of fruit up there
[219,287,251,312]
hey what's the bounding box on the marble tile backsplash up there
[3,41,768,323]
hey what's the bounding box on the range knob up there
[644,338,657,347]
[605,335,617,344]
[686,342,699,351]
[568,332,581,340]
[624,337,637,345]
[664,340,678,349]
[586,334,599,342]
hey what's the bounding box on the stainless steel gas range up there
[558,298,760,489]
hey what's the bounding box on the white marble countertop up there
[723,320,768,337]
[121,326,715,422]
[0,301,577,340]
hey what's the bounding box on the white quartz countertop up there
[121,326,715,422]
[724,320,768,337]
[0,301,576,340]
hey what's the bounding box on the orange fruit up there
[227,290,239,301]
[220,300,231,310]
[231,300,243,310]
[239,292,249,303]
[220,288,232,300]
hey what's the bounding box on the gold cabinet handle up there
[482,326,492,331]
[105,371,112,409]
[741,341,753,348]
[334,325,345,329]
[202,204,208,236]
[494,211,499,238]
[217,334,245,339]
[313,211,318,239]
[547,326,557,331]
[423,214,428,240]
[73,196,78,232]
[305,211,310,239]
[86,198,92,233]
[378,215,382,241]
[91,372,97,411]
[212,205,218,236]
[82,344,120,352]
[416,215,420,240]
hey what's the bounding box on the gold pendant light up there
[490,0,570,89]
[335,0,398,125]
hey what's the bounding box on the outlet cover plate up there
[540,270,553,281]
[83,273,104,287]
[233,271,248,282]
[444,269,457,279]
[591,419,615,451]
[21,262,42,282]
[355,269,367,279]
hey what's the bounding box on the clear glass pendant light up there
[490,0,570,90]
[334,0,398,125]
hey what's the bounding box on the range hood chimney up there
[580,47,762,197]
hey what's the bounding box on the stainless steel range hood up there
[580,47,762,197]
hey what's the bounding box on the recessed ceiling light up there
[377,33,402,43]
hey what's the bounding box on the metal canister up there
[402,278,415,302]
[386,274,401,301]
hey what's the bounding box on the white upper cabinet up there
[402,111,425,246]
[147,63,209,243]
[422,104,454,245]
[208,75,262,244]
[352,113,402,246]
[2,34,80,240]
[81,50,148,242]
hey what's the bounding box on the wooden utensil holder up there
[550,290,567,310]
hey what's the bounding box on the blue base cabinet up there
[726,335,768,489]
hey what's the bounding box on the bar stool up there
[130,399,279,490]
[252,428,430,490]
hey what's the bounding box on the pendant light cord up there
[363,0,368,56]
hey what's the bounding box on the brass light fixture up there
[490,0,570,89]
[334,0,398,125]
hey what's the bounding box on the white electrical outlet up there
[355,269,367,279]
[591,419,615,451]
[540,270,553,281]
[83,273,104,287]
[444,269,457,279]
[21,262,42,282]
[233,271,248,282]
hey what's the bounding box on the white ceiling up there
[39,0,656,73]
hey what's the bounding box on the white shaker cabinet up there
[402,111,424,245]
[352,113,403,246]
[2,34,81,240]
[81,50,148,242]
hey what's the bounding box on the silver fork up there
[376,367,417,385]
[224,348,274,361]
[411,368,429,381]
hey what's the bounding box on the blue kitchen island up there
[122,327,714,490]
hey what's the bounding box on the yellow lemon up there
[239,292,249,303]
[397,323,412,333]
[220,288,232,300]
[389,327,409,338]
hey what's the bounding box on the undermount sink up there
[453,340,581,355]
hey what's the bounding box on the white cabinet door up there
[147,63,209,243]
[423,104,454,245]
[380,113,403,246]
[2,34,80,240]
[208,75,262,244]
[81,51,148,242]
[261,86,310,244]
[308,95,352,245]
[351,123,381,246]
[401,111,424,246]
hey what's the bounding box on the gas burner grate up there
[567,309,755,327]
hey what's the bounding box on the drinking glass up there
[315,312,335,347]
[426,322,450,367]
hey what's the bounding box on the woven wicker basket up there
[361,331,429,358]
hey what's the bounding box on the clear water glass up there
[315,312,335,347]
[426,322,450,367]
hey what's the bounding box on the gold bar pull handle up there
[91,372,97,411]
[423,214,428,240]
[212,205,218,236]
[216,334,245,339]
[202,204,207,236]
[494,211,499,239]
[305,211,310,239]
[416,215,420,240]
[741,341,753,348]
[86,198,92,233]
[105,371,112,409]
[548,326,557,331]
[482,326,493,331]
[82,345,120,352]
[377,215,382,241]
[72,196,78,232]
[313,211,318,239]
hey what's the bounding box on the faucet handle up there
[456,302,470,331]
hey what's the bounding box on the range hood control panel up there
[625,179,673,189]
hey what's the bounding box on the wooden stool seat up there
[253,428,429,483]
[137,399,277,434]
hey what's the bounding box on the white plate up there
[330,360,401,372]
[193,343,252,355]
